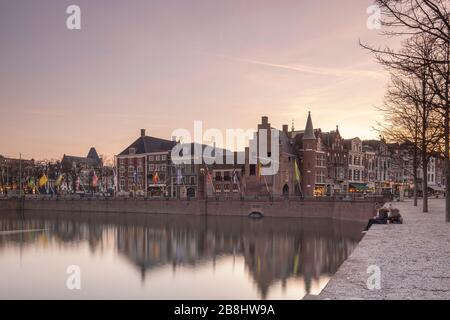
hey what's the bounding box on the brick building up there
[116,129,176,196]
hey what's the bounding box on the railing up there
[11,193,389,203]
[205,194,387,202]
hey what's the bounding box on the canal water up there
[0,211,364,299]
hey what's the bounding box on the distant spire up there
[336,125,340,134]
[291,119,295,132]
[303,111,315,140]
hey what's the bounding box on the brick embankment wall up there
[0,199,19,211]
[0,198,377,222]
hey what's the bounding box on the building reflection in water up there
[0,211,363,299]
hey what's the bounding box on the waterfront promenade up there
[317,198,450,300]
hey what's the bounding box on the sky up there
[0,0,396,160]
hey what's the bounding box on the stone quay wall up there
[0,197,379,222]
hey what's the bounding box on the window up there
[316,153,326,167]
[215,172,222,181]
[129,148,136,155]
[190,176,196,185]
[128,166,134,173]
[120,179,125,191]
[148,164,154,171]
[224,172,231,181]
[316,171,325,184]
[348,169,353,180]
[148,155,154,162]
[250,165,256,176]
[137,166,143,173]
[160,164,166,172]
[119,166,125,174]
[155,155,161,161]
[161,155,167,161]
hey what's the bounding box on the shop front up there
[348,183,369,194]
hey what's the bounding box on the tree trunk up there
[422,146,429,213]
[445,101,450,222]
[413,140,418,207]
[445,44,450,223]
[422,114,428,213]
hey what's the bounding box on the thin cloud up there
[207,53,385,80]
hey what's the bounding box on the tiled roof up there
[118,136,177,156]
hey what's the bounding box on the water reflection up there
[0,211,364,299]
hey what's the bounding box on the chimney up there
[140,129,146,137]
[261,116,269,125]
[282,125,288,133]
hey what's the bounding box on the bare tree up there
[367,34,441,212]
[362,0,449,219]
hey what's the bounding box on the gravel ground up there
[315,198,450,300]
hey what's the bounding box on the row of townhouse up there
[115,114,446,199]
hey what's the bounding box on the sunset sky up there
[0,0,397,160]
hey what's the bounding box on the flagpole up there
[19,153,22,198]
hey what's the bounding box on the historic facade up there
[114,114,445,199]
[116,129,176,196]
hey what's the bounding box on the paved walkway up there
[317,198,450,300]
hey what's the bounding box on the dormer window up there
[129,148,136,155]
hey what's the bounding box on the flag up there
[113,169,118,191]
[28,177,35,188]
[294,159,301,182]
[176,168,182,185]
[232,170,239,184]
[133,171,138,185]
[38,174,48,187]
[92,172,98,188]
[207,172,212,184]
[55,174,64,187]
[153,172,159,185]
[257,162,263,181]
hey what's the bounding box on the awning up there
[349,183,369,191]
[428,185,445,192]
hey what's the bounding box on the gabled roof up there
[118,136,177,156]
[321,129,340,148]
[62,154,102,168]
[87,147,100,160]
